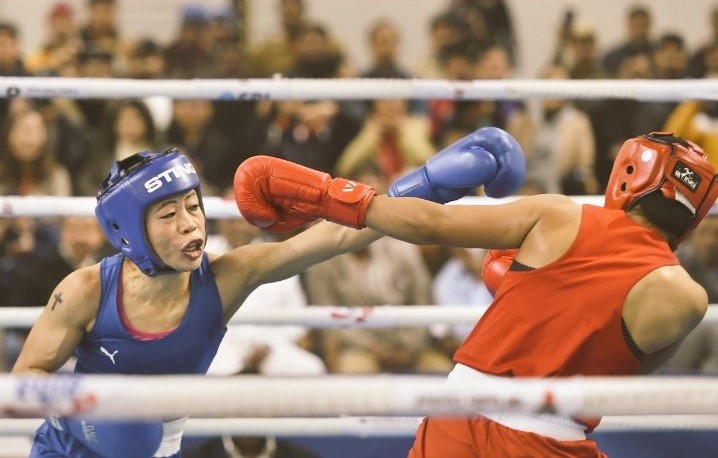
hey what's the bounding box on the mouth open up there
[181,239,204,259]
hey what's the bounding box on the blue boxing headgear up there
[95,149,204,276]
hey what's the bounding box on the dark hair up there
[132,39,163,58]
[281,0,304,12]
[628,4,651,19]
[297,22,328,40]
[634,191,693,248]
[0,22,18,39]
[104,100,156,150]
[87,0,115,6]
[438,40,479,66]
[656,32,685,50]
[0,108,55,192]
[431,11,466,32]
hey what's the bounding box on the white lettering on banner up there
[414,394,524,412]
[8,376,97,417]
[144,163,197,193]
[330,306,374,323]
[81,420,98,443]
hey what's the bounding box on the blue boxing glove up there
[388,127,525,202]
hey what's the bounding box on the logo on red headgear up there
[672,161,701,192]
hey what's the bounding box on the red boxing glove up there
[482,249,518,296]
[234,155,376,232]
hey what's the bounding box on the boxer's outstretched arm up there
[364,194,569,250]
[214,221,382,319]
[259,221,382,283]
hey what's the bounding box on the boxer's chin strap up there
[674,189,697,216]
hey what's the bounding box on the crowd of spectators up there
[0,0,717,377]
[2,0,718,455]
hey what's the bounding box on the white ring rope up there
[3,304,718,328]
[596,415,718,432]
[5,195,718,325]
[0,196,243,219]
[0,195,601,218]
[1,77,718,101]
[0,417,420,437]
[0,305,491,328]
[2,374,718,419]
[0,415,717,437]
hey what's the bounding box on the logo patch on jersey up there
[100,346,118,364]
[672,161,701,192]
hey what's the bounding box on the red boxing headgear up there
[605,132,718,245]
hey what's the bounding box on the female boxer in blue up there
[12,126,524,457]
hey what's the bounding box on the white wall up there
[1,0,717,78]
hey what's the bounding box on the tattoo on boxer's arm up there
[51,292,63,311]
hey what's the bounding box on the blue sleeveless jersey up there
[75,253,226,375]
[30,253,227,457]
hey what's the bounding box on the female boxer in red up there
[235,132,717,457]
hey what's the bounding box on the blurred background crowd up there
[0,0,715,389]
[0,0,717,455]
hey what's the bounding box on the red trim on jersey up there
[117,266,177,341]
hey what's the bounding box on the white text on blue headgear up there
[144,162,197,193]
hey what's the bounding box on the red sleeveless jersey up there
[454,205,679,377]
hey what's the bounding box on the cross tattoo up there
[51,293,63,311]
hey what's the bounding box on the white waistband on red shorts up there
[446,364,587,441]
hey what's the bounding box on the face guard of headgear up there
[605,132,718,247]
[95,149,204,277]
